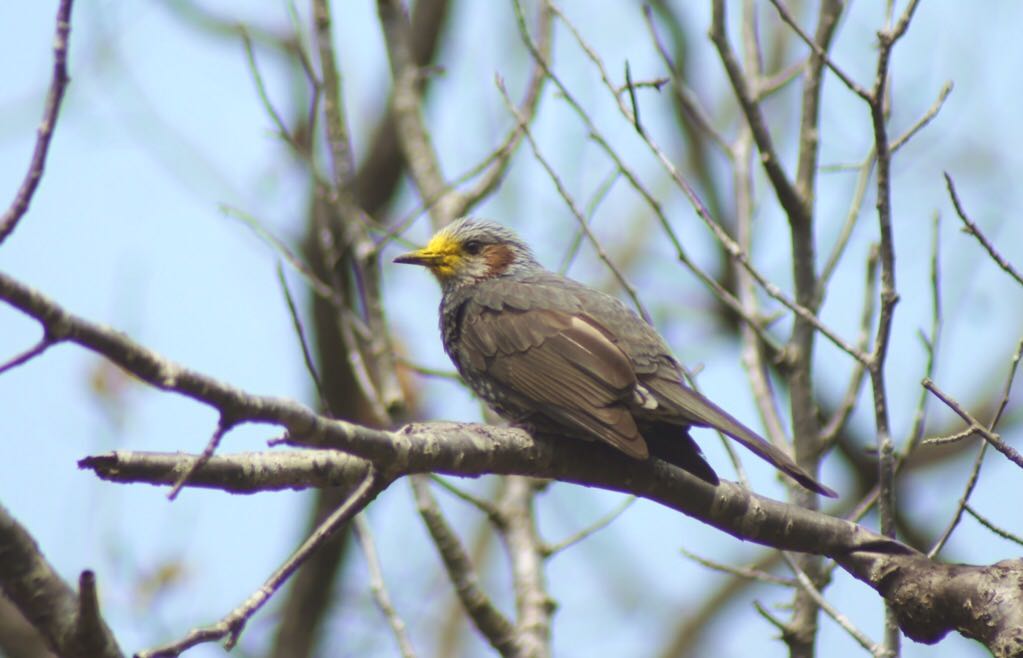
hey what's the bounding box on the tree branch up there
[0,0,74,246]
[7,259,1023,654]
[0,504,122,658]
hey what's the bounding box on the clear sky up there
[1,2,1021,657]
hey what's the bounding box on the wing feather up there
[461,306,647,458]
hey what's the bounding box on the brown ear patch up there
[483,243,515,276]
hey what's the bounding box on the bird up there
[394,218,836,497]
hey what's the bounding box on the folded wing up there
[460,305,649,459]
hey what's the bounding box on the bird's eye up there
[463,240,484,255]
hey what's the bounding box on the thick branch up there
[79,427,1023,653]
[0,504,122,658]
[79,450,372,493]
[8,270,1023,653]
[499,477,551,658]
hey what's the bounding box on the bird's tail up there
[647,379,838,498]
[644,424,720,487]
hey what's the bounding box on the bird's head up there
[394,218,540,289]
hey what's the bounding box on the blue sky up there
[1,2,1021,656]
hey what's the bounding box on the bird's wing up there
[460,305,649,459]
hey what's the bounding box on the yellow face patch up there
[403,228,465,280]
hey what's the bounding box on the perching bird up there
[394,218,836,497]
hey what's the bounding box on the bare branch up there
[944,172,1023,287]
[0,0,74,246]
[642,5,732,155]
[543,496,635,557]
[782,553,889,658]
[766,0,870,100]
[0,335,56,376]
[819,246,878,445]
[454,2,552,217]
[499,477,552,658]
[927,441,987,560]
[0,503,123,658]
[680,548,795,587]
[137,468,388,657]
[378,0,458,226]
[8,253,1023,652]
[964,505,1023,548]
[353,516,418,658]
[818,153,875,297]
[80,450,373,493]
[923,378,1023,470]
[495,76,653,324]
[709,0,808,228]
[167,416,235,500]
[926,337,1023,558]
[902,214,944,457]
[411,476,519,657]
[656,550,783,658]
[278,264,328,407]
[312,0,355,190]
[430,475,504,522]
[891,82,953,152]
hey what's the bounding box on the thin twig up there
[681,548,796,587]
[396,357,461,381]
[922,427,977,447]
[353,515,418,658]
[944,172,1023,287]
[277,264,328,409]
[0,0,74,245]
[818,153,875,297]
[377,0,456,226]
[430,475,504,523]
[819,246,878,446]
[220,205,351,318]
[709,0,808,229]
[517,0,784,351]
[557,169,620,274]
[455,0,552,217]
[891,82,953,153]
[495,75,653,324]
[964,505,1023,548]
[543,496,636,556]
[783,553,890,657]
[167,417,235,501]
[752,600,790,634]
[902,213,943,457]
[551,1,864,363]
[0,336,56,376]
[927,338,1023,557]
[733,127,784,479]
[923,378,1023,469]
[655,549,783,658]
[766,0,870,100]
[139,468,387,657]
[641,5,732,155]
[240,29,297,152]
[926,441,988,559]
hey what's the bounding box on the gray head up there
[393,218,542,290]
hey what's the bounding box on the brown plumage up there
[395,218,836,497]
